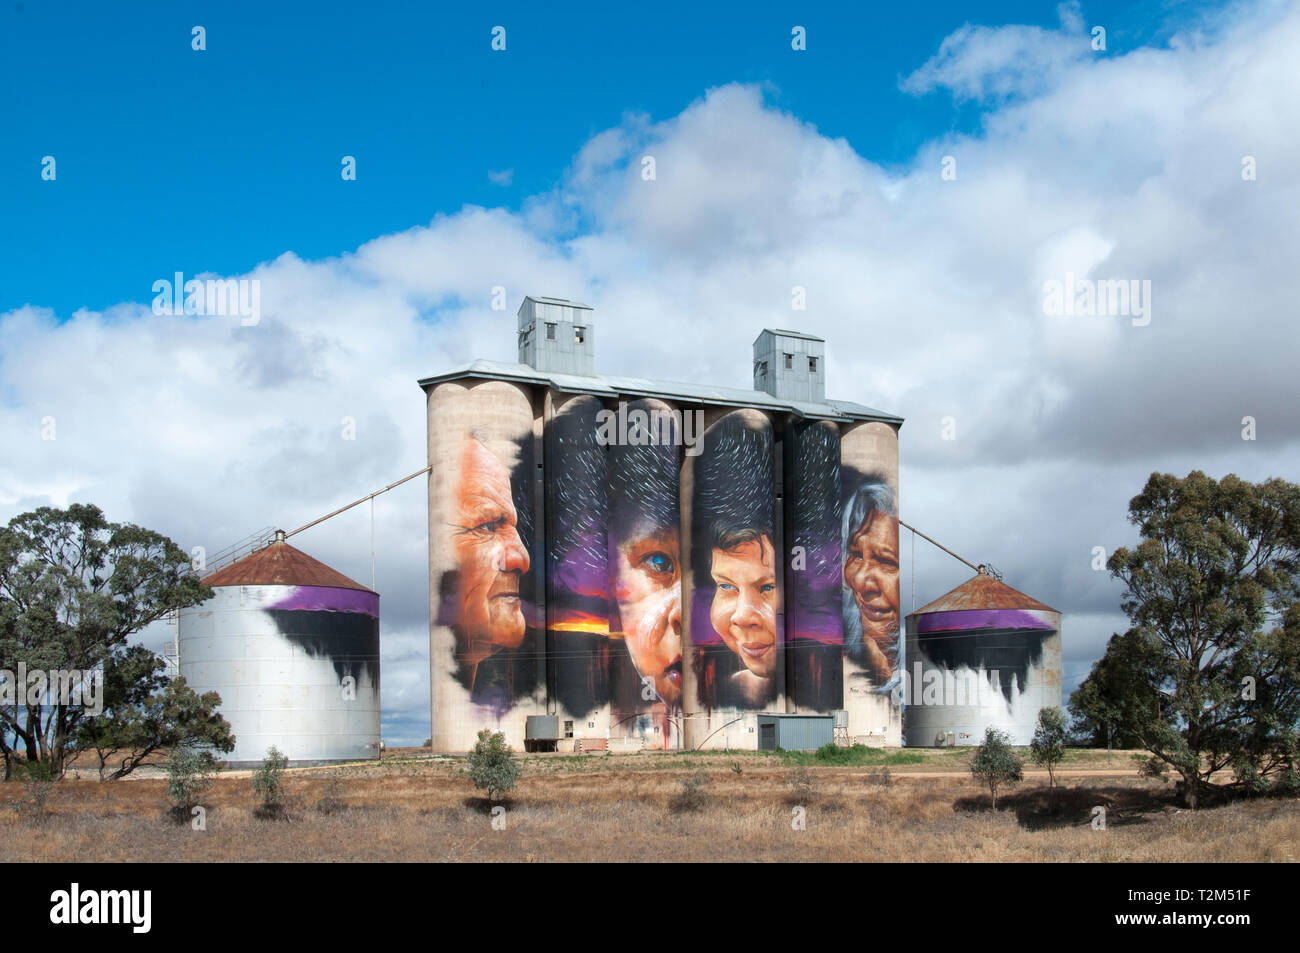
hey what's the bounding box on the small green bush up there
[252,746,290,819]
[1030,707,1068,788]
[969,727,1024,810]
[467,729,520,803]
[166,745,217,822]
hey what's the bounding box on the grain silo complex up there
[178,531,381,765]
[419,296,906,752]
[903,573,1062,747]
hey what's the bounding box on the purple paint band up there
[268,586,379,618]
[917,609,1053,634]
[691,593,721,644]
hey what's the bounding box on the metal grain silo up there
[903,573,1061,747]
[178,532,381,765]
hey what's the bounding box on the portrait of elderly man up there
[440,430,537,711]
[841,475,901,689]
[691,414,780,710]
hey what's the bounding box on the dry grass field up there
[2,748,1296,862]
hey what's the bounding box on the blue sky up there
[2,0,1219,316]
[3,0,1295,744]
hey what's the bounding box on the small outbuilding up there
[757,714,834,752]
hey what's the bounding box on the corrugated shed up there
[201,539,374,593]
[914,574,1057,615]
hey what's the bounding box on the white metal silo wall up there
[179,585,381,764]
[903,609,1061,747]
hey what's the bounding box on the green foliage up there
[0,504,215,779]
[166,745,218,819]
[668,771,710,813]
[74,645,234,780]
[779,743,923,767]
[969,727,1024,809]
[1276,765,1300,795]
[1030,707,1068,787]
[466,729,520,803]
[1071,471,1300,808]
[252,746,289,818]
[1135,754,1168,780]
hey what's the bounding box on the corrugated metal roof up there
[761,328,825,342]
[524,295,592,309]
[201,539,375,593]
[417,359,903,426]
[912,574,1058,615]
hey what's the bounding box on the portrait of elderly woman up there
[436,430,539,713]
[841,474,901,688]
[691,414,780,710]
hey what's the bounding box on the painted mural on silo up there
[840,422,903,743]
[605,398,684,749]
[784,420,844,712]
[428,380,542,751]
[904,578,1062,746]
[545,394,611,730]
[689,410,783,718]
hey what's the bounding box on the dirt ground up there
[2,748,1296,862]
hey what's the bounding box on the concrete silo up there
[682,407,783,750]
[903,573,1061,747]
[179,531,381,765]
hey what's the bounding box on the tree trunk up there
[1181,769,1199,809]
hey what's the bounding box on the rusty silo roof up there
[201,539,375,593]
[914,573,1057,615]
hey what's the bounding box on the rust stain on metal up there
[202,540,374,593]
[914,574,1057,615]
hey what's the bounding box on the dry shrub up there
[668,772,710,814]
